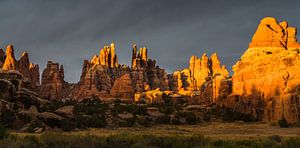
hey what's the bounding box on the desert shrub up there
[203,111,211,122]
[278,118,289,128]
[60,119,76,132]
[0,123,8,140]
[88,114,106,128]
[74,99,108,115]
[222,108,258,122]
[158,115,171,124]
[1,110,16,127]
[172,112,198,125]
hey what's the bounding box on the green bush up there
[60,119,76,132]
[0,123,8,140]
[278,118,289,128]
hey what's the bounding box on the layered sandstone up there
[227,17,300,123]
[39,61,66,100]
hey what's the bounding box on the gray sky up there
[0,0,299,82]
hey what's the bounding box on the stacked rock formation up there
[39,61,66,100]
[225,17,300,123]
[0,44,40,90]
[130,44,169,92]
[169,53,229,103]
[69,43,128,101]
[68,43,170,101]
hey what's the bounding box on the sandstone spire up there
[29,63,40,89]
[131,44,147,69]
[98,43,118,68]
[39,61,65,100]
[3,44,18,70]
[210,53,229,77]
[18,52,30,78]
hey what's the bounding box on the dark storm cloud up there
[0,0,299,82]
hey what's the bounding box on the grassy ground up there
[60,122,300,138]
[11,122,300,139]
[4,122,300,148]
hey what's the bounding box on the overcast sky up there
[0,0,299,82]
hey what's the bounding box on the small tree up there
[278,118,289,128]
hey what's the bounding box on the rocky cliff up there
[221,17,300,123]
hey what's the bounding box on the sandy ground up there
[61,122,300,139]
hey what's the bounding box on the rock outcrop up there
[169,53,229,103]
[1,45,40,90]
[223,17,300,123]
[69,43,169,101]
[39,61,67,100]
[2,45,18,70]
[69,43,128,101]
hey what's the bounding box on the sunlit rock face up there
[228,17,300,123]
[39,61,67,100]
[69,43,169,101]
[0,45,40,90]
[69,43,129,101]
[169,53,229,103]
[3,45,18,71]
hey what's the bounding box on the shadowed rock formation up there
[39,61,67,100]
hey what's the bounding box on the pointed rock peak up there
[132,43,137,48]
[210,53,218,59]
[110,42,115,49]
[21,52,28,57]
[260,17,277,25]
[6,44,15,58]
[20,52,30,63]
[201,53,208,60]
[91,55,99,65]
[29,63,38,69]
[3,44,17,70]
[279,21,288,29]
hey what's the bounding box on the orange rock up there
[229,17,300,123]
[98,43,119,68]
[249,17,300,49]
[3,44,18,70]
